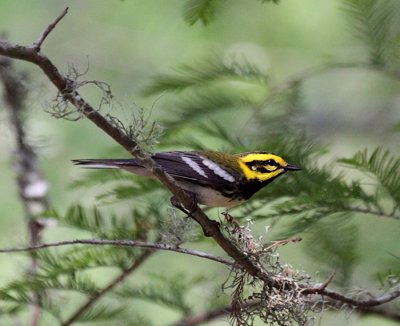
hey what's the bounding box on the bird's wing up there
[153,151,239,187]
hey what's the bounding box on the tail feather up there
[72,159,141,169]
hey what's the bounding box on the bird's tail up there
[72,159,141,169]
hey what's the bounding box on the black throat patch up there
[238,174,284,200]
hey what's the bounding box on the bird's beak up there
[284,164,302,171]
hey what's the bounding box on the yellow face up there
[238,153,290,182]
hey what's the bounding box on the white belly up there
[122,166,242,208]
[178,182,243,208]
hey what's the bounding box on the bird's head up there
[237,152,301,182]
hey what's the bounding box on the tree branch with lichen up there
[1,7,399,325]
[0,6,274,288]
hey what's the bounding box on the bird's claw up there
[170,194,219,237]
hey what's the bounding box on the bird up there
[73,151,301,208]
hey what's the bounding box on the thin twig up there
[358,304,400,322]
[0,9,399,315]
[265,236,302,251]
[0,239,236,267]
[317,271,336,291]
[59,236,233,325]
[302,286,400,307]
[0,238,398,309]
[170,300,259,326]
[61,249,152,326]
[32,7,69,50]
[0,6,275,288]
[170,294,400,326]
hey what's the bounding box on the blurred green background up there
[0,0,399,325]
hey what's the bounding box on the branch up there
[0,7,275,287]
[1,239,398,310]
[1,8,399,317]
[0,54,49,326]
[0,239,236,267]
[170,301,257,326]
[61,249,153,326]
[171,294,400,326]
[32,7,69,50]
[0,237,235,324]
[358,304,400,322]
[302,286,400,308]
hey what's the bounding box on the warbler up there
[73,151,301,208]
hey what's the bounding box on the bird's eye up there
[265,159,277,166]
[256,166,268,173]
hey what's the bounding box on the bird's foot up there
[170,191,197,216]
[170,194,218,237]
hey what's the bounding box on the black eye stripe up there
[255,166,268,173]
[265,159,277,166]
[245,159,279,170]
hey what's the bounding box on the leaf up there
[183,0,220,25]
[114,284,191,313]
[394,121,400,132]
[144,54,268,96]
[144,54,270,129]
[304,217,360,287]
[69,169,136,189]
[165,87,255,126]
[339,147,400,208]
[342,0,396,65]
[49,205,161,239]
[0,303,23,316]
[37,246,135,275]
[76,304,126,323]
[0,283,62,320]
[182,0,281,25]
[96,179,162,203]
[114,273,205,314]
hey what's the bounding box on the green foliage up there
[342,0,400,65]
[339,147,400,212]
[96,179,163,204]
[145,54,269,127]
[182,0,280,25]
[0,284,62,321]
[48,204,162,240]
[376,261,400,288]
[2,1,400,325]
[304,217,360,286]
[0,304,23,316]
[69,168,136,189]
[183,0,220,25]
[144,55,268,95]
[74,304,126,323]
[140,19,400,321]
[114,273,205,314]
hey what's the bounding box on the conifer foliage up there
[0,1,399,325]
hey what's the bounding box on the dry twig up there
[0,7,399,324]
